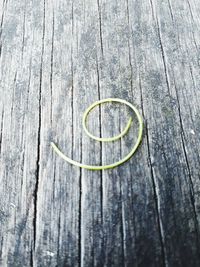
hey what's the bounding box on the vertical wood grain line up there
[139,74,167,267]
[33,0,46,251]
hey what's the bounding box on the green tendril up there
[51,98,143,170]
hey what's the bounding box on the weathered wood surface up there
[0,0,200,266]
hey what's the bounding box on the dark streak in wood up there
[0,108,4,154]
[21,6,26,60]
[139,76,167,267]
[155,18,171,95]
[50,10,54,125]
[33,0,46,250]
[78,159,82,267]
[167,0,174,22]
[96,58,103,222]
[97,0,104,56]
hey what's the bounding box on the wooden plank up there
[97,1,164,266]
[0,0,200,266]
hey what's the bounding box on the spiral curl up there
[51,98,143,170]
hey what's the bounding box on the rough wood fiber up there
[0,0,200,266]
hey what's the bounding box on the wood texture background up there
[0,0,200,266]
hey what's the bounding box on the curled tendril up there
[51,98,143,170]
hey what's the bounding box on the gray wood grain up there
[0,0,200,266]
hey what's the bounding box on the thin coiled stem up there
[51,98,143,170]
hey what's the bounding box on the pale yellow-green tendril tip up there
[51,98,143,170]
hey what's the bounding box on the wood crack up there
[0,0,6,58]
[78,86,83,267]
[139,74,167,267]
[50,10,54,125]
[21,3,26,61]
[149,0,155,20]
[30,245,33,267]
[71,1,74,161]
[119,118,125,267]
[156,18,171,95]
[78,141,83,267]
[56,204,61,262]
[71,50,74,159]
[146,126,167,267]
[96,57,103,221]
[0,108,4,155]
[150,0,171,95]
[126,0,133,93]
[71,1,74,35]
[0,0,9,57]
[97,0,104,57]
[167,0,174,22]
[33,0,46,252]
